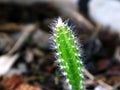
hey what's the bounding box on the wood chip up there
[3,74,24,90]
[15,84,41,90]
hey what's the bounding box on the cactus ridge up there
[53,18,84,90]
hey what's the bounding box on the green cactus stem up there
[53,18,84,90]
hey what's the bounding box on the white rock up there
[18,63,27,72]
[88,0,120,33]
[6,68,21,77]
[94,85,107,90]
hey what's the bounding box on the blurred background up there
[0,0,119,90]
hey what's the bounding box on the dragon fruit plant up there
[52,18,84,90]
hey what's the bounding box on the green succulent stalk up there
[53,18,84,90]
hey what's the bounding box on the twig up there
[113,83,120,89]
[0,32,14,43]
[0,23,23,31]
[51,1,94,31]
[8,24,37,55]
[83,68,114,90]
